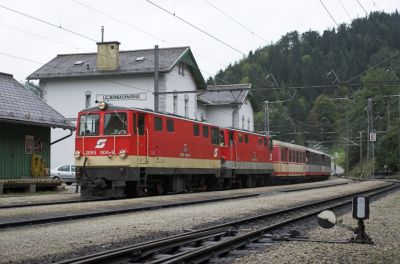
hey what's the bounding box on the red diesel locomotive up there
[74,103,331,198]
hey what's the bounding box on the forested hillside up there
[208,11,400,174]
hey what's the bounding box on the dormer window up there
[178,62,185,76]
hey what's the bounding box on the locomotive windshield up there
[104,112,128,135]
[79,114,100,136]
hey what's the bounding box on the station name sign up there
[98,93,147,101]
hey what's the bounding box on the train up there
[74,102,331,198]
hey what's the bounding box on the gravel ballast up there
[232,189,400,264]
[0,180,391,263]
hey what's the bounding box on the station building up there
[27,42,254,167]
[0,72,74,193]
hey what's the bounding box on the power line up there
[338,0,352,20]
[319,0,339,27]
[157,80,400,94]
[0,3,97,42]
[0,50,239,121]
[0,2,232,86]
[144,0,246,56]
[70,0,231,85]
[202,0,267,42]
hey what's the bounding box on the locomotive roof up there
[27,46,206,89]
[0,72,75,129]
[80,104,268,137]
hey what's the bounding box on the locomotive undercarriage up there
[77,166,325,198]
[77,166,222,198]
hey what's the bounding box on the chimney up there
[96,41,120,71]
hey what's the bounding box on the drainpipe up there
[50,129,74,145]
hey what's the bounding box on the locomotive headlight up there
[74,150,81,159]
[98,101,107,110]
[119,149,127,159]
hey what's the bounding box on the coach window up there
[281,148,286,162]
[238,133,243,143]
[211,127,219,145]
[79,114,99,136]
[154,116,163,131]
[245,134,249,144]
[104,113,127,135]
[203,125,209,137]
[167,118,174,132]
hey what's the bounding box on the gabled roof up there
[27,46,206,89]
[198,84,252,105]
[0,72,74,129]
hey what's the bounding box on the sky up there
[0,0,398,83]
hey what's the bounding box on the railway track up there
[56,182,399,264]
[0,180,348,210]
[0,193,259,230]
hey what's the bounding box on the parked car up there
[50,165,76,185]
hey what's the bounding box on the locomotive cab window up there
[154,116,163,131]
[219,131,225,146]
[104,113,128,135]
[238,133,243,143]
[269,139,273,151]
[79,114,99,136]
[245,134,249,144]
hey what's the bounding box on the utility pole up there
[360,131,363,175]
[154,45,159,112]
[367,98,374,179]
[264,101,271,134]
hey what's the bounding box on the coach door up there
[136,113,148,163]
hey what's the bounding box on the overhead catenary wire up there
[201,0,267,42]
[319,0,339,27]
[0,50,240,121]
[0,2,232,86]
[143,0,246,56]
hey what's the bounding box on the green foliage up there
[211,11,400,172]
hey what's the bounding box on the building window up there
[173,95,178,114]
[242,115,245,129]
[184,96,189,118]
[247,118,250,130]
[200,113,205,121]
[85,90,92,108]
[178,62,185,76]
